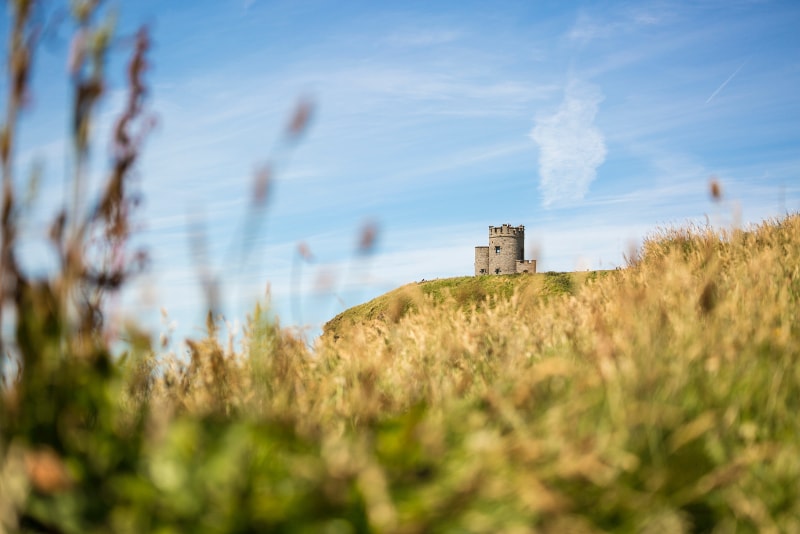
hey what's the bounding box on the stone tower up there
[488,224,524,274]
[474,224,535,275]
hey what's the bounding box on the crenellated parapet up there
[489,224,524,236]
[516,259,536,274]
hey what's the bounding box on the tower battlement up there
[489,224,524,237]
[474,224,535,276]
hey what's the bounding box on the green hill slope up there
[324,270,609,340]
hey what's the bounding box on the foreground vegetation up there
[3,213,799,532]
[3,3,800,532]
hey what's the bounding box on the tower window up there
[495,246,501,254]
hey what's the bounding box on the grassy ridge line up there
[324,271,608,340]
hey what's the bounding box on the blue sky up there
[5,0,800,344]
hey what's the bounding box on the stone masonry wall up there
[488,225,524,275]
[474,246,489,275]
[474,224,535,276]
[516,259,536,274]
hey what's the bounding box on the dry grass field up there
[5,213,799,532]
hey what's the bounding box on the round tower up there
[488,224,524,275]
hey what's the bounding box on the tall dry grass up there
[108,213,798,533]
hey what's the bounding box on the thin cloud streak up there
[706,60,747,104]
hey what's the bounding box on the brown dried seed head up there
[252,164,272,205]
[48,210,67,244]
[0,127,9,163]
[128,28,150,91]
[297,241,313,261]
[709,177,722,201]
[358,220,379,254]
[699,280,718,314]
[286,97,313,137]
[12,47,31,105]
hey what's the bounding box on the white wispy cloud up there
[567,7,667,44]
[530,81,606,207]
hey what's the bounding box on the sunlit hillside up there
[323,270,613,341]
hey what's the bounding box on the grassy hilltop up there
[323,270,606,341]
